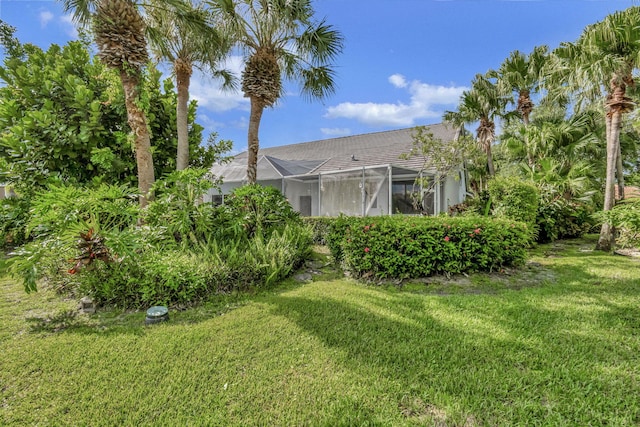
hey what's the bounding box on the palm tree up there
[490,46,548,169]
[62,0,155,206]
[491,46,548,126]
[444,74,508,178]
[551,7,640,251]
[62,0,198,206]
[208,0,343,184]
[501,108,604,201]
[146,1,236,170]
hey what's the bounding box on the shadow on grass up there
[266,266,640,425]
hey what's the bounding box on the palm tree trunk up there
[596,111,620,251]
[485,138,495,177]
[120,70,155,207]
[616,140,625,200]
[247,98,265,184]
[175,59,192,171]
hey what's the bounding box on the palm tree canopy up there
[490,45,548,121]
[209,0,343,104]
[444,74,509,135]
[493,46,548,95]
[146,1,237,90]
[549,6,640,108]
[62,0,199,26]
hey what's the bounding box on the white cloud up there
[320,127,352,137]
[389,74,407,88]
[60,15,79,39]
[39,11,54,28]
[197,113,226,130]
[189,56,248,112]
[325,76,467,127]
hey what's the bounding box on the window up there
[392,179,435,215]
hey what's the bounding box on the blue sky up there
[0,0,636,154]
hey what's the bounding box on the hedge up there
[327,215,534,279]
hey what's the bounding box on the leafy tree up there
[146,0,235,170]
[209,0,343,183]
[550,7,640,251]
[0,38,204,196]
[401,125,482,203]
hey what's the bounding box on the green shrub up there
[74,223,312,308]
[329,215,533,280]
[302,217,335,245]
[8,183,140,292]
[8,180,313,308]
[326,214,353,263]
[220,184,302,238]
[536,199,594,243]
[595,199,640,248]
[143,168,216,247]
[488,177,539,226]
[448,190,491,217]
[0,197,30,248]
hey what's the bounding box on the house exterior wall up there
[284,179,319,216]
[442,174,462,212]
[208,167,466,217]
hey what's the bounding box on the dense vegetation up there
[7,175,311,308]
[0,4,640,425]
[327,215,533,280]
[0,1,639,310]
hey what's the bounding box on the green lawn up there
[1,237,640,426]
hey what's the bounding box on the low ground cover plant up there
[327,215,533,279]
[7,173,312,308]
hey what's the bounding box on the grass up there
[1,236,640,425]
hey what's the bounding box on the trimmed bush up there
[328,215,533,279]
[488,177,539,226]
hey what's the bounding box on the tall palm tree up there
[62,0,197,206]
[208,0,343,184]
[491,46,548,126]
[551,7,640,251]
[146,1,236,170]
[444,74,508,178]
[490,46,548,169]
[62,0,155,206]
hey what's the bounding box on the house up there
[207,123,468,217]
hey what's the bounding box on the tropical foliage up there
[547,7,640,250]
[0,37,206,198]
[327,215,533,280]
[7,172,311,307]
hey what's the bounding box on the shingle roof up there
[212,123,458,181]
